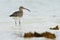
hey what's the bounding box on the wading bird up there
[10,6,30,26]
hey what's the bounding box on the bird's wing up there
[10,11,19,17]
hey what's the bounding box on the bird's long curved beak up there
[23,8,31,12]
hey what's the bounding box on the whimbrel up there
[10,6,30,26]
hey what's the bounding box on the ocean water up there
[0,0,60,40]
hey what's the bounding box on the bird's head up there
[19,6,31,12]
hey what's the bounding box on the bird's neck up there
[19,9,23,13]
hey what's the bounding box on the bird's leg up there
[15,19,17,26]
[19,19,21,26]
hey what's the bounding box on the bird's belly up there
[12,17,21,20]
